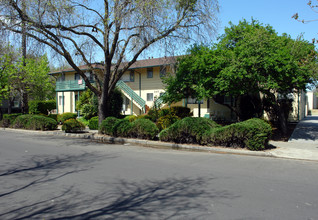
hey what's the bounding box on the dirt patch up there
[270,122,298,142]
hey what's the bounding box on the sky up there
[217,0,318,44]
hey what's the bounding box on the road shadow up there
[0,152,117,198]
[0,176,238,219]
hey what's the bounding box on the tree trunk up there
[21,90,28,114]
[8,99,13,114]
[98,89,111,133]
[278,106,288,136]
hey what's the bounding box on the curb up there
[0,127,274,158]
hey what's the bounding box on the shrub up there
[82,104,97,120]
[156,114,180,130]
[12,115,34,129]
[77,117,89,126]
[88,116,99,130]
[12,114,57,130]
[145,109,158,122]
[159,117,221,144]
[62,119,85,133]
[58,112,77,124]
[100,117,120,135]
[146,106,191,123]
[170,106,192,118]
[29,100,56,115]
[124,115,137,122]
[48,114,58,121]
[2,113,23,127]
[27,115,58,130]
[202,118,272,151]
[158,108,171,118]
[130,119,159,140]
[112,119,133,137]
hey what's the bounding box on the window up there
[59,96,64,105]
[147,93,153,101]
[122,97,130,111]
[57,73,65,82]
[13,101,19,108]
[160,66,166,78]
[74,73,80,80]
[147,68,153,78]
[130,70,135,82]
[160,92,164,97]
[85,71,94,82]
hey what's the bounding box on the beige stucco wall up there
[307,90,318,110]
[57,91,77,114]
[288,91,307,122]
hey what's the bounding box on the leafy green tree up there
[0,44,54,113]
[163,20,317,134]
[24,55,55,100]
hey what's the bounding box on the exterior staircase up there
[116,80,146,113]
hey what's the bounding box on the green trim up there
[56,80,86,92]
[56,92,58,114]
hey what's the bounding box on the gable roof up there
[49,56,179,75]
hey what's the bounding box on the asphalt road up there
[0,130,317,220]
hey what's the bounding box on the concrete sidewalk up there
[270,115,318,161]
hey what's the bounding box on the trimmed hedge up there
[130,119,159,140]
[12,114,57,130]
[48,114,58,121]
[170,106,192,119]
[12,115,34,129]
[156,114,180,131]
[100,117,120,135]
[201,118,272,151]
[27,115,58,130]
[101,117,158,140]
[58,112,77,124]
[159,117,221,144]
[124,115,137,122]
[112,119,133,137]
[29,100,56,115]
[1,113,23,127]
[62,119,85,133]
[146,106,192,123]
[88,116,99,130]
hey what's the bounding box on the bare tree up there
[0,0,219,124]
